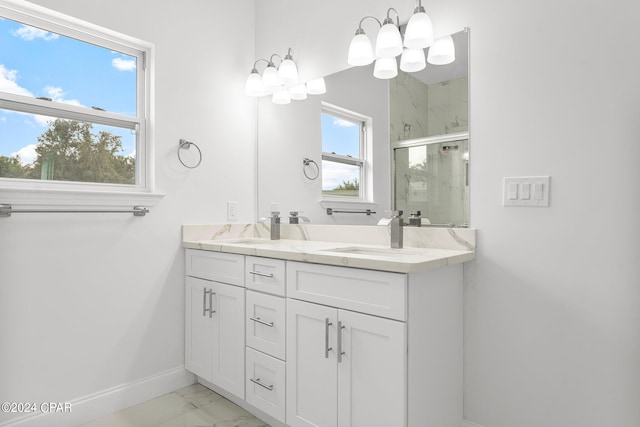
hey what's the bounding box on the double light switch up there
[503,176,550,207]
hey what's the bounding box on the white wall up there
[255,0,640,426]
[0,0,256,424]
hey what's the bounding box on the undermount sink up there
[319,246,430,258]
[218,238,278,245]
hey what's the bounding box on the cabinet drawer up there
[245,347,286,423]
[186,249,244,286]
[245,256,286,296]
[287,261,407,321]
[246,291,286,360]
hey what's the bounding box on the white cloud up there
[112,57,136,71]
[43,85,82,107]
[0,64,33,97]
[333,118,357,127]
[11,144,37,165]
[12,25,59,41]
[321,161,358,190]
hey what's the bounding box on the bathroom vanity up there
[182,224,475,427]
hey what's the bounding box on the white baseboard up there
[1,366,195,427]
[463,420,487,427]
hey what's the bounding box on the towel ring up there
[302,158,319,180]
[178,139,202,169]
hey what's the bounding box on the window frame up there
[0,0,161,207]
[320,102,370,201]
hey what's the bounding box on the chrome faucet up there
[408,211,422,227]
[288,211,310,224]
[390,210,403,248]
[261,211,281,240]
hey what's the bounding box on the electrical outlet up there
[227,201,238,221]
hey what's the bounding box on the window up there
[0,1,156,205]
[321,104,369,199]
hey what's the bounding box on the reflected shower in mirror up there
[257,29,469,227]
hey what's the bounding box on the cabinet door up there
[210,281,246,400]
[337,310,407,427]
[185,277,213,381]
[287,299,338,427]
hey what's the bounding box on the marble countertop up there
[182,224,475,273]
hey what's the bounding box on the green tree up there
[1,119,135,184]
[0,155,30,178]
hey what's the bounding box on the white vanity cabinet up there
[185,250,245,400]
[286,298,406,427]
[285,260,463,427]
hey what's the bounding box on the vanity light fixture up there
[306,77,326,95]
[244,48,300,96]
[245,49,325,103]
[426,34,455,65]
[348,0,453,79]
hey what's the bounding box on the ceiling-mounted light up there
[272,88,291,105]
[375,8,402,58]
[400,48,426,72]
[278,48,298,86]
[306,77,326,95]
[373,57,398,79]
[289,83,308,100]
[404,0,433,49]
[427,34,455,65]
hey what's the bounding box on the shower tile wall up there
[390,73,468,142]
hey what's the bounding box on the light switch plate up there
[227,201,238,221]
[503,176,550,207]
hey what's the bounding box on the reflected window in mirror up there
[321,103,371,199]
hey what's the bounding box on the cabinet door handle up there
[209,291,216,318]
[202,288,210,317]
[337,321,346,363]
[325,318,333,359]
[249,270,274,278]
[250,377,274,391]
[249,317,274,327]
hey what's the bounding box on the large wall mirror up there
[257,28,469,227]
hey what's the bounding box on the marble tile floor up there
[80,383,270,427]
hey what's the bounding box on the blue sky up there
[321,112,361,191]
[0,17,136,164]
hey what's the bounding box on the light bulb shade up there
[278,58,298,86]
[306,77,326,95]
[289,84,307,100]
[400,48,426,72]
[404,11,434,49]
[375,23,403,58]
[427,35,456,65]
[244,71,264,97]
[272,89,291,104]
[373,57,398,79]
[262,65,280,90]
[348,32,374,66]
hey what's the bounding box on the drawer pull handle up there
[249,270,274,278]
[249,317,274,327]
[325,318,333,359]
[250,377,274,391]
